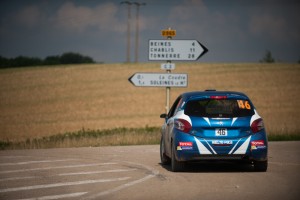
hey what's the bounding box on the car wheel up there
[254,160,268,172]
[171,142,185,172]
[160,136,171,165]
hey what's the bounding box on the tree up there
[0,52,96,68]
[60,52,95,64]
[10,56,43,67]
[44,55,60,65]
[260,50,275,63]
[0,56,10,68]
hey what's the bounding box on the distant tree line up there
[0,52,95,68]
[260,50,300,63]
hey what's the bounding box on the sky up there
[0,0,299,63]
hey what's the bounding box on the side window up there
[168,96,182,118]
[174,98,183,114]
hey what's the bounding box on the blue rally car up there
[160,90,268,172]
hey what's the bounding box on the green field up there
[0,63,299,148]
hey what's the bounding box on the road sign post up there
[165,28,173,114]
[128,28,208,115]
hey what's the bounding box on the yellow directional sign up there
[161,29,176,37]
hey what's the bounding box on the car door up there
[165,96,183,155]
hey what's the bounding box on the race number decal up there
[215,128,228,136]
[237,100,251,110]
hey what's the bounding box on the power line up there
[121,1,146,63]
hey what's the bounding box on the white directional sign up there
[148,40,208,61]
[128,73,188,87]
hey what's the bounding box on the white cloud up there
[248,1,300,43]
[167,0,246,45]
[15,5,42,28]
[249,14,287,40]
[168,0,208,27]
[54,2,125,34]
[0,0,298,63]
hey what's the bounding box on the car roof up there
[180,90,250,101]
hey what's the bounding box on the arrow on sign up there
[128,73,188,87]
[149,40,208,61]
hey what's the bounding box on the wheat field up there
[0,63,299,141]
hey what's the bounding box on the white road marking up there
[0,162,117,174]
[0,169,136,181]
[0,159,77,166]
[0,156,30,159]
[59,168,136,176]
[0,157,160,199]
[0,176,35,182]
[15,192,87,200]
[85,174,155,199]
[83,161,160,200]
[0,168,135,182]
[0,177,130,193]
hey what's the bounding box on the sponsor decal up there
[178,142,193,150]
[212,140,233,146]
[251,140,264,146]
[179,142,192,146]
[251,140,266,150]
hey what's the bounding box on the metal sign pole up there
[166,69,171,114]
[165,28,172,114]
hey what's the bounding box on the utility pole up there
[120,1,132,63]
[133,2,146,63]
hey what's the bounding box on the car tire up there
[171,142,185,172]
[254,160,268,172]
[160,136,171,165]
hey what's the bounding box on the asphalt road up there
[0,141,299,200]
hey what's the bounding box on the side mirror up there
[160,113,167,118]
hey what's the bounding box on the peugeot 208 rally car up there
[160,90,268,172]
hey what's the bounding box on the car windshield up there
[184,99,254,118]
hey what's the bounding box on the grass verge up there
[0,126,161,150]
[0,127,299,150]
[268,133,300,141]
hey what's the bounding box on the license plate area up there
[215,128,228,136]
